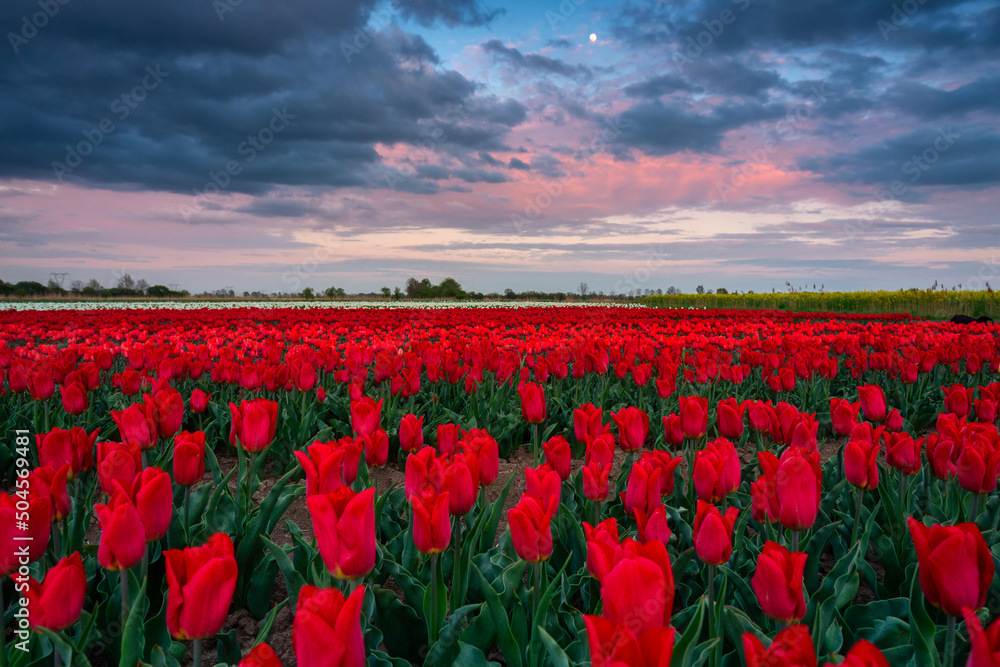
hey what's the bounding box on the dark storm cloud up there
[615,100,785,155]
[799,126,1000,189]
[612,0,996,55]
[882,75,1000,120]
[0,1,522,195]
[481,39,591,78]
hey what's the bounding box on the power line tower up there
[50,272,69,288]
[168,283,180,292]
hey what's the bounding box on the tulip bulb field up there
[4,303,1000,667]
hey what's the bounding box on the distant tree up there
[301,287,315,299]
[86,278,103,291]
[46,279,66,294]
[116,273,136,291]
[147,285,172,297]
[438,277,464,298]
[579,282,589,299]
[393,287,403,300]
[135,279,149,294]
[70,280,84,293]
[380,286,391,298]
[405,278,420,298]
[504,288,517,300]
[716,288,729,294]
[696,285,705,294]
[324,286,346,298]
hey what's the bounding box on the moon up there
[589,33,597,42]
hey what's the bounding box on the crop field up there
[2,304,999,667]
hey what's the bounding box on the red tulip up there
[436,423,461,456]
[94,494,146,571]
[599,549,673,630]
[229,398,279,453]
[908,518,994,616]
[350,397,382,437]
[743,624,816,667]
[27,366,55,400]
[60,381,88,415]
[750,477,770,523]
[692,500,738,566]
[640,451,683,496]
[525,464,561,511]
[308,487,376,580]
[462,430,499,486]
[296,439,363,497]
[748,400,777,437]
[857,384,887,422]
[584,518,620,581]
[582,461,611,502]
[634,504,672,549]
[508,493,557,563]
[96,440,142,495]
[693,437,741,503]
[443,452,477,516]
[884,432,924,475]
[174,431,206,486]
[717,398,748,439]
[823,639,889,667]
[240,643,283,667]
[621,460,662,518]
[129,466,174,542]
[543,435,572,480]
[942,383,974,418]
[758,447,822,531]
[963,607,1000,667]
[293,585,366,667]
[844,439,879,490]
[611,406,649,452]
[585,613,674,667]
[399,414,424,453]
[586,433,616,467]
[655,372,676,399]
[926,433,959,481]
[28,464,71,521]
[404,446,444,501]
[662,413,684,447]
[519,382,547,424]
[752,541,807,624]
[293,361,317,392]
[830,398,860,436]
[111,401,158,450]
[23,552,86,631]
[360,429,389,468]
[975,398,998,424]
[957,432,1000,494]
[0,492,51,576]
[190,389,211,414]
[574,404,608,444]
[850,422,885,445]
[679,395,708,440]
[149,389,185,439]
[885,409,904,432]
[165,533,238,640]
[37,427,98,479]
[411,490,451,554]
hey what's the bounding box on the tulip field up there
[3,304,1000,667]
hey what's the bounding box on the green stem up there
[51,522,62,561]
[944,615,956,667]
[452,517,464,612]
[591,499,600,527]
[120,570,130,629]
[428,554,440,647]
[183,486,191,542]
[790,530,800,553]
[141,547,149,582]
[193,638,203,667]
[898,472,909,522]
[707,564,715,640]
[532,423,540,466]
[850,488,864,547]
[532,561,542,621]
[971,493,982,520]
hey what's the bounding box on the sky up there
[0,0,998,295]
